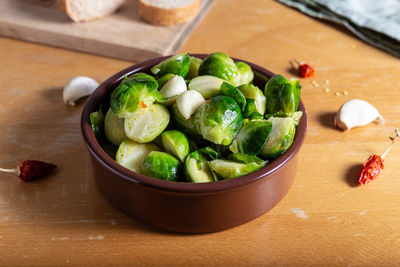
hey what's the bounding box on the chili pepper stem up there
[0,167,18,174]
[381,128,399,159]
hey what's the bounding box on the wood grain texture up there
[0,0,214,61]
[0,0,400,265]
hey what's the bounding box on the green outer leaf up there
[235,61,254,85]
[208,159,263,180]
[229,120,272,155]
[186,56,203,80]
[110,73,162,118]
[197,147,219,160]
[264,74,302,115]
[151,53,190,79]
[227,153,266,165]
[219,82,247,111]
[161,130,190,163]
[193,95,243,146]
[198,52,239,86]
[90,110,104,142]
[142,151,181,181]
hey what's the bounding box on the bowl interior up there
[81,54,308,194]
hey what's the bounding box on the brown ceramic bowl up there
[81,54,307,233]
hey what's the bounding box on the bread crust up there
[139,0,200,26]
[58,0,124,22]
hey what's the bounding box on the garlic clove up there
[63,76,99,106]
[334,99,384,131]
[176,90,205,119]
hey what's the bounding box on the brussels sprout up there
[238,84,266,115]
[188,75,224,99]
[198,52,240,86]
[235,62,254,85]
[229,120,272,155]
[184,150,215,183]
[124,104,170,143]
[161,130,190,163]
[227,153,266,165]
[142,151,181,181]
[151,53,190,79]
[208,159,264,180]
[219,82,246,111]
[193,95,243,145]
[110,73,163,118]
[157,73,174,89]
[259,117,296,159]
[116,139,161,173]
[104,108,127,146]
[264,74,301,116]
[90,109,104,142]
[171,104,201,136]
[158,75,187,106]
[186,56,203,79]
[176,90,205,119]
[242,99,264,120]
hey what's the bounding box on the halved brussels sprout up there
[110,73,163,118]
[90,109,104,142]
[264,74,301,116]
[158,75,187,106]
[171,103,201,136]
[259,117,296,159]
[208,159,264,180]
[186,56,203,79]
[124,104,170,143]
[151,53,190,79]
[176,90,205,119]
[188,75,224,99]
[184,150,215,183]
[229,120,272,155]
[193,95,243,145]
[235,62,254,85]
[104,108,127,146]
[157,73,174,89]
[116,139,161,173]
[219,82,246,111]
[238,84,266,115]
[161,130,190,163]
[142,151,181,181]
[198,52,240,86]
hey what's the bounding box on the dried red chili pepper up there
[358,129,399,185]
[0,160,57,182]
[299,63,315,78]
[358,154,383,185]
[292,59,315,78]
[140,101,147,108]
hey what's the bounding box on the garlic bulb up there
[334,99,384,131]
[63,76,99,106]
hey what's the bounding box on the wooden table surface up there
[1,0,400,265]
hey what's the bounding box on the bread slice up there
[58,0,125,22]
[139,0,200,26]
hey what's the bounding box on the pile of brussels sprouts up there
[90,52,302,183]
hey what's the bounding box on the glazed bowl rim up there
[81,53,307,194]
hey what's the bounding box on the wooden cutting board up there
[0,0,214,62]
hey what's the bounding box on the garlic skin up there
[63,76,99,106]
[334,99,384,131]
